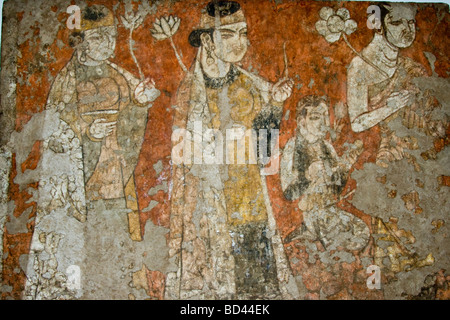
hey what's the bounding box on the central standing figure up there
[167,1,294,299]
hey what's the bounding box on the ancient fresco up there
[0,0,449,300]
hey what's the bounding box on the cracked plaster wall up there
[0,0,449,300]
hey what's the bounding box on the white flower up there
[315,7,357,43]
[151,16,181,40]
[121,11,145,30]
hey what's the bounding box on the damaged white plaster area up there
[0,148,12,284]
[24,202,176,300]
[351,115,449,298]
[1,0,449,301]
[4,108,175,300]
[81,203,177,300]
[0,1,175,299]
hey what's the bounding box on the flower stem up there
[283,41,289,79]
[342,33,389,78]
[129,27,145,81]
[169,36,188,73]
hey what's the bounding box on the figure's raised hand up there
[305,160,326,182]
[386,90,412,112]
[271,78,294,103]
[89,118,116,140]
[135,78,161,105]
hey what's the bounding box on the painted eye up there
[390,20,403,26]
[221,33,233,39]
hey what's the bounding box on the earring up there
[80,50,87,63]
[376,26,383,35]
[206,46,214,66]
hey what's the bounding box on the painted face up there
[83,26,117,62]
[213,22,248,63]
[383,5,416,48]
[299,102,329,143]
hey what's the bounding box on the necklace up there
[203,64,241,89]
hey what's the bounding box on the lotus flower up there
[121,11,145,30]
[121,2,154,80]
[150,15,187,73]
[314,6,389,78]
[121,0,154,30]
[315,7,357,43]
[151,16,181,40]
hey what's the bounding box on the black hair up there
[296,95,328,120]
[377,2,391,30]
[254,111,282,157]
[188,28,215,47]
[83,5,109,22]
[69,5,111,48]
[372,2,391,32]
[188,1,241,47]
[206,1,241,17]
[283,139,310,201]
[69,31,85,48]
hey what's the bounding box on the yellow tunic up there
[205,72,268,226]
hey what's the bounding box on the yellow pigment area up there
[206,72,268,226]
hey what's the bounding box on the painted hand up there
[386,90,412,112]
[89,118,116,140]
[272,78,294,103]
[305,160,326,182]
[135,78,161,105]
